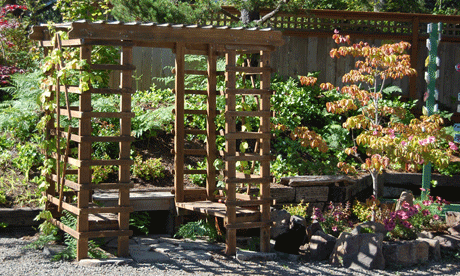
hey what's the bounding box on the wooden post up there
[118,45,133,257]
[76,44,92,261]
[259,50,271,253]
[410,16,420,102]
[206,44,217,201]
[174,43,185,203]
[225,50,237,255]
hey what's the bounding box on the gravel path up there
[1,228,460,276]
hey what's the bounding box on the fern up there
[0,70,44,140]
[53,211,107,261]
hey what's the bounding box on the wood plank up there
[50,217,80,239]
[184,129,207,135]
[174,42,186,203]
[225,66,272,74]
[40,39,83,47]
[225,88,272,95]
[259,50,272,253]
[207,44,218,201]
[226,177,271,184]
[184,149,207,156]
[61,22,285,46]
[185,89,207,95]
[90,64,136,71]
[80,229,133,239]
[175,201,259,218]
[225,111,271,117]
[224,152,271,162]
[226,199,273,206]
[58,109,135,119]
[225,132,271,140]
[225,221,272,229]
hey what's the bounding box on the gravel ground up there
[1,228,460,276]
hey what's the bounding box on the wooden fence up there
[127,8,460,121]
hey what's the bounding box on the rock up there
[43,245,67,257]
[382,240,429,267]
[395,191,414,211]
[306,221,323,243]
[384,187,410,199]
[270,208,291,239]
[274,215,306,254]
[448,225,460,236]
[309,231,337,261]
[290,215,307,228]
[417,231,435,239]
[445,211,460,227]
[330,232,385,270]
[351,222,387,236]
[236,250,277,261]
[79,258,133,267]
[434,234,460,250]
[418,238,441,261]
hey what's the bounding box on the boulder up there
[382,240,429,267]
[351,221,388,236]
[309,231,337,261]
[418,238,441,261]
[395,191,414,211]
[434,234,460,250]
[445,211,460,228]
[270,208,291,239]
[417,231,435,239]
[448,225,460,236]
[330,232,385,270]
[274,215,306,254]
[306,221,323,243]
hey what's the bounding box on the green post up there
[422,22,442,199]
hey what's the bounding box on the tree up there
[111,0,303,27]
[300,32,458,213]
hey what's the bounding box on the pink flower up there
[422,209,431,216]
[332,226,338,232]
[422,200,432,206]
[420,187,426,191]
[408,135,413,141]
[449,142,458,151]
[373,130,378,136]
[401,141,407,146]
[401,221,413,229]
[427,136,436,143]
[334,29,339,34]
[433,214,440,220]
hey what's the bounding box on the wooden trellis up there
[31,21,284,259]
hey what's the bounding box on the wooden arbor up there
[30,21,284,259]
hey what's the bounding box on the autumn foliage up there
[299,31,458,197]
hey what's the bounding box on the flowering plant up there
[0,4,33,87]
[384,195,449,240]
[312,201,353,237]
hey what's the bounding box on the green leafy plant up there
[174,219,222,243]
[129,211,151,235]
[283,200,309,217]
[25,211,60,250]
[0,222,7,228]
[187,159,207,187]
[131,155,165,180]
[52,211,107,261]
[352,196,394,223]
[0,190,6,205]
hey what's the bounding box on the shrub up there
[283,200,309,217]
[131,155,165,180]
